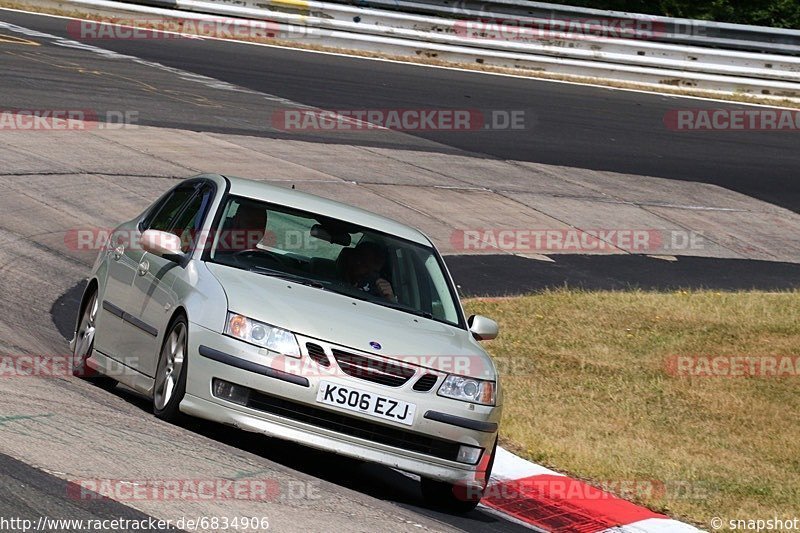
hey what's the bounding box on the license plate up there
[316,380,416,426]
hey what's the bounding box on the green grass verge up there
[465,290,800,526]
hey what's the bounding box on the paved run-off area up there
[4,124,800,262]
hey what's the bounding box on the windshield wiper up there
[380,299,434,319]
[249,266,326,289]
[334,288,434,319]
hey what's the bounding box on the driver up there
[344,241,395,301]
[228,201,268,252]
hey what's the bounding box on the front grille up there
[306,343,330,367]
[413,374,439,392]
[331,349,415,387]
[246,389,461,462]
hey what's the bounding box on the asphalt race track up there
[0,453,182,531]
[0,6,799,532]
[2,9,800,212]
[3,8,800,292]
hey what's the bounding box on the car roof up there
[220,175,432,246]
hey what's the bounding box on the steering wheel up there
[231,248,286,268]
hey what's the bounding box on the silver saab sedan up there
[71,174,501,511]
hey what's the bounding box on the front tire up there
[420,478,482,513]
[421,438,497,513]
[153,315,188,422]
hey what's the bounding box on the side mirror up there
[468,315,499,341]
[141,229,183,262]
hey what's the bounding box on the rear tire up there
[153,315,188,422]
[72,288,117,390]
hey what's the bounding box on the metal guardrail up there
[70,0,800,99]
[333,0,800,56]
[182,0,800,83]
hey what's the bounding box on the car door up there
[93,219,142,362]
[128,181,216,378]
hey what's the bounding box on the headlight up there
[438,375,496,406]
[224,312,301,358]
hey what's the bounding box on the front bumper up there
[182,322,501,487]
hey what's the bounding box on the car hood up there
[207,263,496,379]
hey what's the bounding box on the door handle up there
[113,245,124,261]
[137,260,150,276]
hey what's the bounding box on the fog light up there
[457,445,483,465]
[212,378,250,406]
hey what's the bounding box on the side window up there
[140,192,172,232]
[146,186,196,233]
[170,185,214,253]
[422,253,458,324]
[142,182,215,254]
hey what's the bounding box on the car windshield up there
[207,196,463,327]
